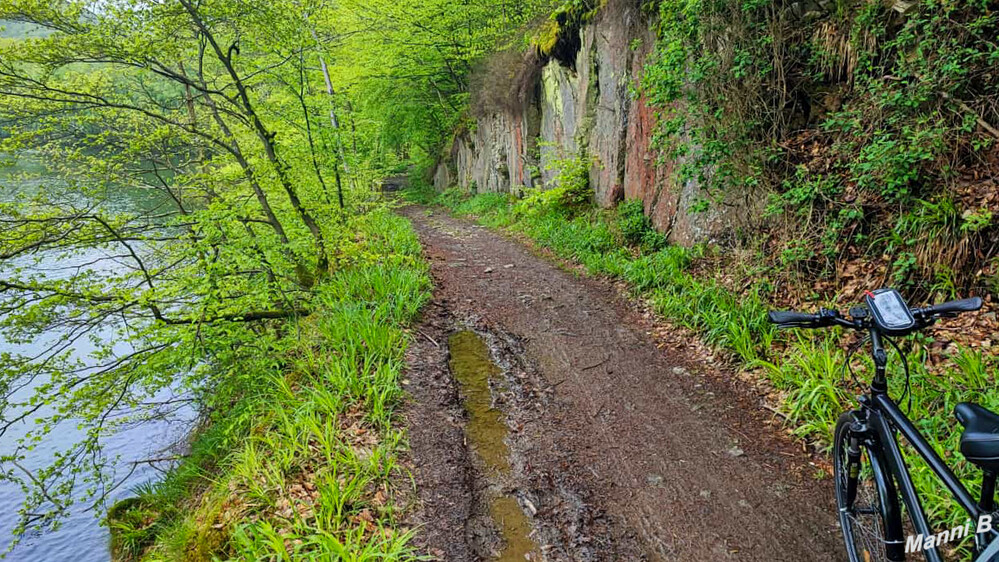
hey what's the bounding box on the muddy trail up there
[400,205,844,561]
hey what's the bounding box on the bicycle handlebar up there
[769,296,982,331]
[912,296,982,318]
[768,308,858,329]
[767,310,821,326]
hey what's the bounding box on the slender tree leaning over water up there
[0,0,347,544]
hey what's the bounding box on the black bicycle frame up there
[856,330,998,561]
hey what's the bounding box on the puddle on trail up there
[448,330,537,561]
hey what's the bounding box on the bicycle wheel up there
[834,412,898,562]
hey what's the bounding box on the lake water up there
[0,155,195,562]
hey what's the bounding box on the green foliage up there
[108,495,172,561]
[333,0,554,164]
[514,150,593,219]
[642,0,999,294]
[521,211,630,276]
[617,199,652,246]
[765,166,842,217]
[0,0,382,544]
[437,191,517,230]
[779,238,816,269]
[398,180,439,205]
[961,208,993,233]
[622,246,693,291]
[643,0,797,204]
[126,209,431,560]
[618,199,669,251]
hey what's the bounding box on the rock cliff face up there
[432,0,752,245]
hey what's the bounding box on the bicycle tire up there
[834,412,904,562]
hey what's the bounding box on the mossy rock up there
[534,0,606,66]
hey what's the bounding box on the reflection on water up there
[0,152,177,212]
[0,154,195,562]
[448,331,538,562]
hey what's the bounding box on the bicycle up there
[769,288,999,561]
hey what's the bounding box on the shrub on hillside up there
[515,150,593,217]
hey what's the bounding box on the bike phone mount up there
[865,288,916,336]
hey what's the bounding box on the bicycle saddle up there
[955,402,999,472]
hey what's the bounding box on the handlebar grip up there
[919,296,983,317]
[768,310,820,326]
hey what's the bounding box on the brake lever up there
[913,313,941,329]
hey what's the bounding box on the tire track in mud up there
[401,206,844,561]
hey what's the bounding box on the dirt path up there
[401,206,844,561]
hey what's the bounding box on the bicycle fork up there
[848,411,907,561]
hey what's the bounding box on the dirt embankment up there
[401,206,844,561]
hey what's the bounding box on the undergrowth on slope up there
[108,208,431,562]
[642,0,999,298]
[422,186,999,539]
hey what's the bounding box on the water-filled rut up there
[448,330,537,561]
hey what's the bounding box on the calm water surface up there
[0,155,195,562]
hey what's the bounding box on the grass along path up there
[411,186,999,541]
[108,208,431,561]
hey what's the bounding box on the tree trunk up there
[181,0,330,277]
